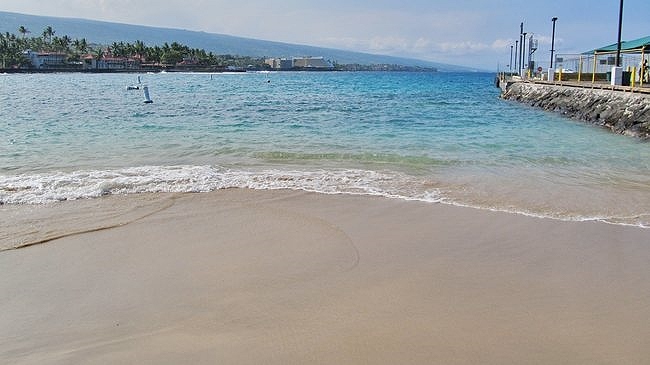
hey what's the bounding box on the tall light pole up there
[515,40,519,72]
[550,17,558,69]
[615,0,624,67]
[519,22,524,76]
[510,45,514,73]
[520,32,528,75]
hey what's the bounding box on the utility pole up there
[615,0,624,67]
[550,17,558,69]
[509,45,514,73]
[521,32,528,75]
[515,40,519,72]
[519,22,524,75]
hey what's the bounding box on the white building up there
[82,55,142,70]
[23,50,67,69]
[265,56,333,70]
[292,57,333,69]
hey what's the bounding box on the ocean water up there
[1,71,649,227]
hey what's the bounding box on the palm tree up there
[133,40,146,57]
[18,26,30,39]
[42,26,55,44]
[93,46,104,69]
[61,35,71,52]
[73,38,88,54]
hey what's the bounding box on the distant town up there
[0,26,437,73]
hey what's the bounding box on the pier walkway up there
[497,74,650,95]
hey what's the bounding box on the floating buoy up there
[143,85,153,104]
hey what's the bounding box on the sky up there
[1,0,649,69]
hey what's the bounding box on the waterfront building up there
[23,50,67,69]
[265,56,333,70]
[292,56,333,69]
[82,54,142,70]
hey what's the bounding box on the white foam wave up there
[0,165,442,205]
[1,165,647,228]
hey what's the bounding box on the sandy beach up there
[1,188,650,364]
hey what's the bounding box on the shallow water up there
[1,71,649,226]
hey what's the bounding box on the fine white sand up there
[2,189,650,364]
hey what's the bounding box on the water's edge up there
[501,81,650,139]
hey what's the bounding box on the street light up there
[518,22,524,76]
[510,45,514,73]
[550,17,558,69]
[515,40,519,72]
[519,32,528,76]
[615,0,624,67]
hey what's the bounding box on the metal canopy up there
[587,35,650,54]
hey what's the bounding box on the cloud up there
[436,41,490,54]
[318,36,415,54]
[413,37,432,51]
[491,39,512,49]
[318,35,518,67]
[368,36,411,53]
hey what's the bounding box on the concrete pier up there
[499,79,650,139]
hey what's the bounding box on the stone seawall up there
[501,82,650,140]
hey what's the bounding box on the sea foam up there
[0,165,442,205]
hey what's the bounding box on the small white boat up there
[127,76,142,90]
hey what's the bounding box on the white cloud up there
[491,39,513,49]
[413,37,432,51]
[437,41,490,54]
[367,36,411,53]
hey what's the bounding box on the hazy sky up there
[2,0,649,69]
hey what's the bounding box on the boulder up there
[502,82,650,140]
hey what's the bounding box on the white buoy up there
[143,85,153,103]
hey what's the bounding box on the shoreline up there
[2,186,648,252]
[0,68,441,74]
[2,188,650,364]
[0,67,247,74]
[500,81,650,139]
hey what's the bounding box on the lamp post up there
[550,17,558,69]
[518,22,524,76]
[522,32,527,75]
[515,40,519,72]
[509,45,514,73]
[615,0,624,67]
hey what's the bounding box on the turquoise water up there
[1,71,649,226]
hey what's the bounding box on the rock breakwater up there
[502,82,650,139]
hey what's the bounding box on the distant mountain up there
[0,11,476,72]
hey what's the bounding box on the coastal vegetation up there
[1,25,437,72]
[0,25,268,70]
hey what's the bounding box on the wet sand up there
[1,188,650,364]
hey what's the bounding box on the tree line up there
[0,25,268,69]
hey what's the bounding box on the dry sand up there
[1,188,650,364]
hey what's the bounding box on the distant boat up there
[127,75,142,90]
